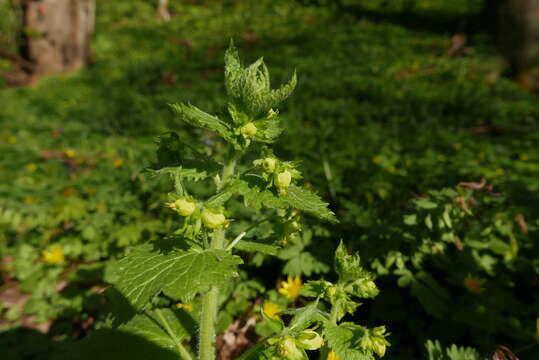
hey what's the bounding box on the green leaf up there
[233,177,288,209]
[334,242,368,283]
[120,308,196,351]
[225,41,243,98]
[282,301,327,335]
[267,71,297,110]
[403,214,417,225]
[324,323,372,360]
[116,246,242,310]
[234,240,279,255]
[414,198,438,209]
[171,103,234,143]
[281,185,337,223]
[301,280,332,298]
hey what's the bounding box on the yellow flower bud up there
[173,198,197,216]
[201,209,226,229]
[275,170,292,190]
[296,330,324,350]
[241,122,257,138]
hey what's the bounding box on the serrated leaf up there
[267,71,297,109]
[171,103,235,143]
[324,323,372,360]
[116,246,242,310]
[150,132,220,188]
[334,241,369,283]
[232,177,288,209]
[301,280,332,298]
[225,41,243,98]
[120,308,195,351]
[281,185,337,223]
[235,240,279,255]
[282,301,328,335]
[153,166,211,183]
[282,252,330,277]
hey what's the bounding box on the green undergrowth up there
[0,0,538,359]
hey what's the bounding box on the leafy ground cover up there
[0,0,538,359]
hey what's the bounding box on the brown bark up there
[158,0,171,21]
[494,0,539,89]
[22,0,95,77]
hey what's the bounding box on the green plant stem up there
[155,309,194,360]
[219,146,240,190]
[200,148,239,359]
[199,229,225,360]
[329,299,340,325]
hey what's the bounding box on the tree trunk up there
[22,0,95,77]
[494,0,539,89]
[158,0,171,21]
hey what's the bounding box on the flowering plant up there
[110,42,388,360]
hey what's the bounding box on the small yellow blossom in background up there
[453,143,462,151]
[42,245,65,264]
[387,166,396,174]
[463,274,485,294]
[176,303,193,312]
[327,350,341,360]
[278,276,303,299]
[64,149,76,158]
[372,156,382,164]
[113,159,123,168]
[26,163,38,172]
[495,168,505,176]
[262,301,281,320]
[7,136,16,144]
[519,154,529,161]
[24,196,35,204]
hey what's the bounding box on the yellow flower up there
[113,159,123,168]
[519,153,529,161]
[42,245,65,264]
[7,136,16,144]
[327,350,341,360]
[463,274,485,294]
[176,303,193,312]
[64,149,76,158]
[262,301,281,320]
[372,156,382,164]
[278,276,303,299]
[453,143,462,151]
[387,166,396,174]
[26,163,38,172]
[24,196,35,204]
[495,168,505,176]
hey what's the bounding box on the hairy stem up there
[198,229,225,360]
[219,146,240,190]
[329,299,340,325]
[199,147,239,359]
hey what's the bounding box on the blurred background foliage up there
[0,0,538,359]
